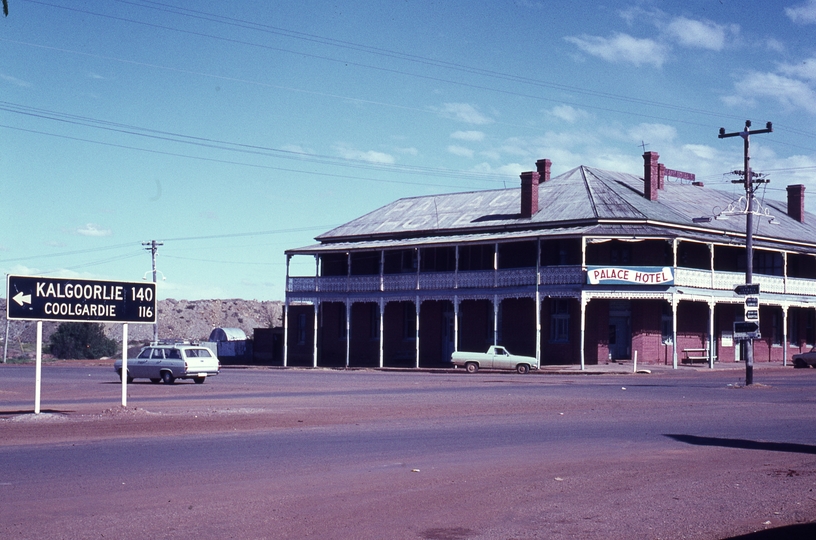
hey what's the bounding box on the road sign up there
[6,275,156,323]
[733,321,760,340]
[735,283,760,295]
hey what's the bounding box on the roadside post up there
[5,275,156,413]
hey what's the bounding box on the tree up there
[49,322,118,359]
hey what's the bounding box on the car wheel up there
[161,371,175,384]
[794,358,807,369]
[465,362,479,374]
[194,377,205,384]
[117,370,134,384]
[516,364,530,374]
[150,378,161,384]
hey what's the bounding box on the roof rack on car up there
[150,340,200,346]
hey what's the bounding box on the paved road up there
[1,364,815,539]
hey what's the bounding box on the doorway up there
[608,301,632,360]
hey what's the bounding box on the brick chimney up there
[643,151,659,201]
[536,159,552,183]
[520,171,540,218]
[787,184,806,223]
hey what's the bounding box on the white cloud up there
[1,74,32,88]
[334,145,396,164]
[76,223,112,237]
[394,146,419,156]
[721,94,756,109]
[666,17,733,51]
[627,123,677,144]
[736,71,816,114]
[779,57,816,82]
[682,144,718,161]
[548,105,590,123]
[281,144,314,155]
[450,130,485,142]
[786,0,816,23]
[435,103,493,125]
[447,145,474,158]
[766,38,785,53]
[564,33,667,67]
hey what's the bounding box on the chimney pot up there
[520,171,540,218]
[643,151,659,201]
[536,159,552,183]
[787,184,806,223]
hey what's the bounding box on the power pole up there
[142,240,163,344]
[718,120,773,385]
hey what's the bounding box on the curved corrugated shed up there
[208,327,247,342]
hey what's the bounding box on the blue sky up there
[3,0,816,301]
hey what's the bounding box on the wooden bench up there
[682,348,713,364]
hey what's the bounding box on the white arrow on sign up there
[13,291,32,307]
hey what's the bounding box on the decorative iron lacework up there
[674,268,711,289]
[288,277,316,292]
[787,277,816,296]
[349,276,379,293]
[383,274,417,292]
[540,266,584,285]
[496,268,537,287]
[754,274,784,294]
[457,271,494,289]
[318,276,349,292]
[418,272,456,290]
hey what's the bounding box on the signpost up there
[733,321,760,340]
[734,284,760,296]
[733,283,761,353]
[6,275,157,413]
[7,275,156,323]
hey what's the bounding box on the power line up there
[19,1,809,137]
[0,225,335,264]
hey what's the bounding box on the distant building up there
[284,152,816,369]
[206,327,250,364]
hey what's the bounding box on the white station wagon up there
[114,344,221,384]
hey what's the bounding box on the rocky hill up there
[0,298,283,359]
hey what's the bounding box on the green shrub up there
[49,322,118,359]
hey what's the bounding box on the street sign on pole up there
[733,321,760,340]
[6,275,156,324]
[735,283,760,296]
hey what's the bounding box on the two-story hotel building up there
[283,152,816,369]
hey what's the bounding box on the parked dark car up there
[792,348,816,368]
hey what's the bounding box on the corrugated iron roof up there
[297,165,816,251]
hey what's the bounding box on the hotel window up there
[611,244,631,265]
[403,302,417,340]
[550,299,570,343]
[789,310,799,346]
[772,309,783,346]
[297,313,307,345]
[370,304,380,340]
[661,303,674,345]
[339,305,347,341]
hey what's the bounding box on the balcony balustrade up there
[288,265,584,294]
[289,266,816,297]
